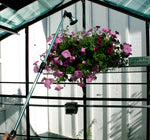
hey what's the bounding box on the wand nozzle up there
[64,10,78,25]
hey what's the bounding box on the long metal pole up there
[8,13,66,139]
[25,26,30,140]
[146,20,150,140]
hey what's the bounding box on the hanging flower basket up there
[33,26,132,91]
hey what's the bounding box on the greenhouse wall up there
[0,1,148,140]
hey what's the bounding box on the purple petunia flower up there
[75,70,84,78]
[92,65,99,72]
[63,60,69,67]
[68,76,76,82]
[75,66,79,70]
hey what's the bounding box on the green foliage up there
[75,119,96,139]
[34,26,132,90]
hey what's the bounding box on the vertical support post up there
[146,20,150,140]
[81,0,87,139]
[25,27,30,140]
[82,0,86,31]
[82,78,87,140]
[82,1,86,139]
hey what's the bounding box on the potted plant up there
[33,26,132,91]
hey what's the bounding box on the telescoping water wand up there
[7,10,78,140]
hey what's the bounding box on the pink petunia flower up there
[115,31,119,35]
[70,56,75,63]
[96,26,100,29]
[109,44,113,49]
[61,50,71,58]
[87,28,93,32]
[97,40,103,45]
[112,60,118,63]
[102,27,111,33]
[87,73,96,83]
[80,47,86,55]
[33,61,39,65]
[107,49,113,53]
[97,36,103,45]
[41,77,46,82]
[46,36,52,42]
[109,32,117,38]
[82,60,86,65]
[53,57,63,65]
[78,82,86,87]
[75,70,84,78]
[53,70,64,77]
[93,45,98,51]
[44,78,54,89]
[81,32,86,38]
[49,78,54,84]
[33,65,39,73]
[123,44,132,54]
[44,80,51,89]
[55,86,63,91]
[45,66,51,73]
[71,31,76,36]
[55,37,63,45]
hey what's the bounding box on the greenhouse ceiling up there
[0,0,150,41]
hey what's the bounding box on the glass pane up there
[0,97,26,140]
[0,83,25,95]
[105,0,150,19]
[86,106,146,139]
[1,30,25,82]
[0,0,63,38]
[29,105,84,139]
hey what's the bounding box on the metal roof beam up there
[0,25,18,34]
[0,0,36,11]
